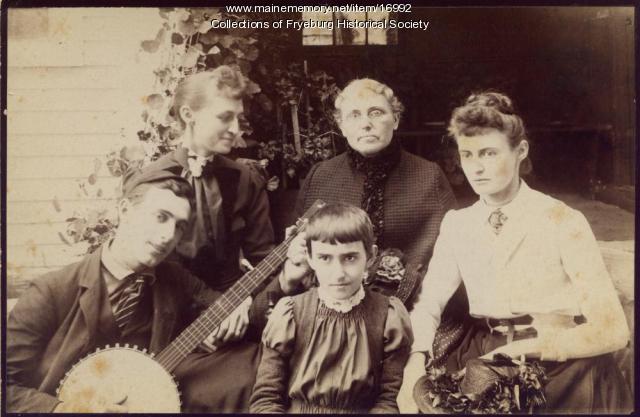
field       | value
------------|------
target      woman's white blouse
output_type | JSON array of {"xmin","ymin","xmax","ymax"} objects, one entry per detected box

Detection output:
[{"xmin": 410, "ymin": 181, "xmax": 628, "ymax": 357}]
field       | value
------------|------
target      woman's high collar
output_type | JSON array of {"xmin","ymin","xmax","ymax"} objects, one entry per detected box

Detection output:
[{"xmin": 347, "ymin": 137, "xmax": 402, "ymax": 172}]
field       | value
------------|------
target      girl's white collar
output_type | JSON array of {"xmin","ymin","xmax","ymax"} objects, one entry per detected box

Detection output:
[{"xmin": 317, "ymin": 285, "xmax": 366, "ymax": 313}]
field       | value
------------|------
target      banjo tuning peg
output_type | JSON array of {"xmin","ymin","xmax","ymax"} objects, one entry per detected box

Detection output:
[
  {"xmin": 125, "ymin": 343, "xmax": 130, "ymax": 348},
  {"xmin": 115, "ymin": 343, "xmax": 120, "ymax": 348}
]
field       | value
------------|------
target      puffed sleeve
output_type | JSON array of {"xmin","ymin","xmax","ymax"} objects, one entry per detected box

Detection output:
[
  {"xmin": 370, "ymin": 296, "xmax": 414, "ymax": 414},
  {"xmin": 261, "ymin": 296, "xmax": 297, "ymax": 354},
  {"xmin": 409, "ymin": 210, "xmax": 463, "ymax": 354},
  {"xmin": 384, "ymin": 296, "xmax": 414, "ymax": 354},
  {"xmin": 249, "ymin": 297, "xmax": 296, "ymax": 413},
  {"xmin": 544, "ymin": 207, "xmax": 629, "ymax": 360}
]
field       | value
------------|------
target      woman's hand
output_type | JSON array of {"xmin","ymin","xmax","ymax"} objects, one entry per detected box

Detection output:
[
  {"xmin": 200, "ymin": 296, "xmax": 252, "ymax": 351},
  {"xmin": 478, "ymin": 338, "xmax": 542, "ymax": 361},
  {"xmin": 266, "ymin": 176, "xmax": 279, "ymax": 192},
  {"xmin": 397, "ymin": 352, "xmax": 427, "ymax": 413}
]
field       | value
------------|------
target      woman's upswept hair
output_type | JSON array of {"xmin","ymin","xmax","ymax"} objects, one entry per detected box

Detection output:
[
  {"xmin": 171, "ymin": 65, "xmax": 247, "ymax": 129},
  {"xmin": 448, "ymin": 91, "xmax": 527, "ymax": 148},
  {"xmin": 305, "ymin": 203, "xmax": 375, "ymax": 257},
  {"xmin": 333, "ymin": 78, "xmax": 405, "ymax": 124}
]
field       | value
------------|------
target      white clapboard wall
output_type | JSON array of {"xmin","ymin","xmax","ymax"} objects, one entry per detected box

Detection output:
[{"xmin": 7, "ymin": 8, "xmax": 164, "ymax": 296}]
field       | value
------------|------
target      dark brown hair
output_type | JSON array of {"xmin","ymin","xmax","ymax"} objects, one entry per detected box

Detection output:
[
  {"xmin": 305, "ymin": 203, "xmax": 375, "ymax": 257},
  {"xmin": 448, "ymin": 91, "xmax": 532, "ymax": 174},
  {"xmin": 448, "ymin": 91, "xmax": 527, "ymax": 148},
  {"xmin": 125, "ymin": 177, "xmax": 195, "ymax": 210}
]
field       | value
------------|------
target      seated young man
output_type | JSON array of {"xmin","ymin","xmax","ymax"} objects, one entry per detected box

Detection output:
[{"xmin": 5, "ymin": 169, "xmax": 305, "ymax": 413}]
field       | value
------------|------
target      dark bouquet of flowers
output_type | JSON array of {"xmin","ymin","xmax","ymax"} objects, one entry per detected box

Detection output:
[
  {"xmin": 364, "ymin": 248, "xmax": 407, "ymax": 297},
  {"xmin": 414, "ymin": 354, "xmax": 547, "ymax": 414}
]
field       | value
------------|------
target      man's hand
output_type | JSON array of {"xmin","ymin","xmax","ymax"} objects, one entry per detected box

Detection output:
[
  {"xmin": 200, "ymin": 296, "xmax": 252, "ymax": 351},
  {"xmin": 279, "ymin": 225, "xmax": 312, "ymax": 295},
  {"xmin": 397, "ymin": 352, "xmax": 428, "ymax": 413},
  {"xmin": 53, "ymin": 399, "xmax": 128, "ymax": 413}
]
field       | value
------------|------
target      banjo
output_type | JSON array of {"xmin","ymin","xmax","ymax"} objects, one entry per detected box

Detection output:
[{"xmin": 56, "ymin": 200, "xmax": 325, "ymax": 412}]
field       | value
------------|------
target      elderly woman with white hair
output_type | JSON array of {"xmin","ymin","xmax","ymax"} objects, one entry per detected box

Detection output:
[{"xmin": 294, "ymin": 78, "xmax": 466, "ymax": 327}]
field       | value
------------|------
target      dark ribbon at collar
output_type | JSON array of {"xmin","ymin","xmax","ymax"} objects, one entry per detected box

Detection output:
[{"xmin": 347, "ymin": 138, "xmax": 402, "ymax": 246}]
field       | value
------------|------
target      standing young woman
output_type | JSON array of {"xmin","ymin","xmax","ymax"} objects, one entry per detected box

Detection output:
[{"xmin": 398, "ymin": 92, "xmax": 631, "ymax": 413}]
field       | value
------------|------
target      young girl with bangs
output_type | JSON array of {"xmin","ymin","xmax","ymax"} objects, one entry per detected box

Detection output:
[{"xmin": 250, "ymin": 203, "xmax": 413, "ymax": 413}]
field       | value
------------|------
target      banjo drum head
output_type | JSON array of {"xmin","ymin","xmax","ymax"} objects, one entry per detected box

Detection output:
[{"xmin": 57, "ymin": 345, "xmax": 181, "ymax": 413}]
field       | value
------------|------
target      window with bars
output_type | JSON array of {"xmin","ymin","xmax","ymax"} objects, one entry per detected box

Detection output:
[{"xmin": 302, "ymin": 11, "xmax": 398, "ymax": 45}]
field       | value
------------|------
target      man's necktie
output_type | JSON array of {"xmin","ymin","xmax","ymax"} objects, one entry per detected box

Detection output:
[
  {"xmin": 110, "ymin": 275, "xmax": 148, "ymax": 332},
  {"xmin": 488, "ymin": 208, "xmax": 508, "ymax": 235}
]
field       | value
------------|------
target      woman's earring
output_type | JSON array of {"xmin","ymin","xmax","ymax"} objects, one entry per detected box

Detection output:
[{"xmin": 362, "ymin": 271, "xmax": 369, "ymax": 282}]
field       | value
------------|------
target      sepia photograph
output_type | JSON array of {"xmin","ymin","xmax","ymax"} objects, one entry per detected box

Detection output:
[{"xmin": 2, "ymin": 2, "xmax": 636, "ymax": 414}]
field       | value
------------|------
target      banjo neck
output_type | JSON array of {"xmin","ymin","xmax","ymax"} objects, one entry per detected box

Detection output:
[{"xmin": 154, "ymin": 200, "xmax": 324, "ymax": 373}]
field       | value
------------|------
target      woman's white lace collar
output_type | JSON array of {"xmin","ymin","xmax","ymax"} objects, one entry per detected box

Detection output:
[{"xmin": 317, "ymin": 285, "xmax": 365, "ymax": 313}]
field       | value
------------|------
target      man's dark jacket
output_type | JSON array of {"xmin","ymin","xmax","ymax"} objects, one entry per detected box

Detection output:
[{"xmin": 6, "ymin": 246, "xmax": 219, "ymax": 412}]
